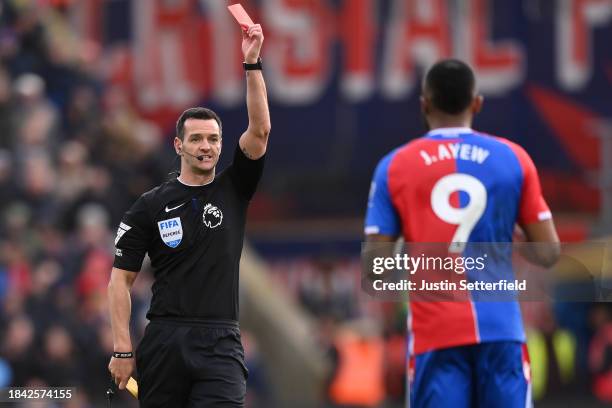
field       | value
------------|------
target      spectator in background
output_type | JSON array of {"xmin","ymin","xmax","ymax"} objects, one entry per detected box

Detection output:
[
  {"xmin": 38, "ymin": 324, "xmax": 81, "ymax": 387},
  {"xmin": 0, "ymin": 150, "xmax": 17, "ymax": 213},
  {"xmin": 1, "ymin": 315, "xmax": 36, "ymax": 386},
  {"xmin": 55, "ymin": 140, "xmax": 90, "ymax": 204},
  {"xmin": 326, "ymin": 320, "xmax": 386, "ymax": 408},
  {"xmin": 526, "ymin": 302, "xmax": 578, "ymax": 401},
  {"xmin": 25, "ymin": 258, "xmax": 62, "ymax": 331},
  {"xmin": 0, "ymin": 66, "xmax": 16, "ymax": 149},
  {"xmin": 20, "ymin": 151, "xmax": 59, "ymax": 223},
  {"xmin": 242, "ymin": 330, "xmax": 274, "ymax": 408},
  {"xmin": 589, "ymin": 304, "xmax": 612, "ymax": 402},
  {"xmin": 299, "ymin": 258, "xmax": 357, "ymax": 321}
]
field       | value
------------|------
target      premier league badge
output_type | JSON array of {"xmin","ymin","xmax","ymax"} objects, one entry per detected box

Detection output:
[
  {"xmin": 158, "ymin": 217, "xmax": 183, "ymax": 248},
  {"xmin": 203, "ymin": 203, "xmax": 223, "ymax": 228}
]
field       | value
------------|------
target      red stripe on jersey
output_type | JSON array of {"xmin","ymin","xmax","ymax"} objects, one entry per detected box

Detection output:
[
  {"xmin": 411, "ymin": 301, "xmax": 479, "ymax": 354},
  {"xmin": 387, "ymin": 138, "xmax": 479, "ymax": 354},
  {"xmin": 387, "ymin": 138, "xmax": 458, "ymax": 242}
]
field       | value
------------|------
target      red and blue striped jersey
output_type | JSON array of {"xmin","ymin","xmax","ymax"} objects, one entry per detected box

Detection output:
[{"xmin": 365, "ymin": 127, "xmax": 551, "ymax": 354}]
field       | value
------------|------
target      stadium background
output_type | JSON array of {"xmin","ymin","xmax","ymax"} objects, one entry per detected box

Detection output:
[{"xmin": 0, "ymin": 0, "xmax": 611, "ymax": 406}]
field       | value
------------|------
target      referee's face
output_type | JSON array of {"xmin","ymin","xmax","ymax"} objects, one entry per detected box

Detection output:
[{"xmin": 180, "ymin": 118, "xmax": 222, "ymax": 174}]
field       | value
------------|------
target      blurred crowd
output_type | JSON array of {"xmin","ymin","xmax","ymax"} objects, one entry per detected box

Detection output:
[
  {"xmin": 0, "ymin": 0, "xmax": 169, "ymax": 406},
  {"xmin": 267, "ymin": 257, "xmax": 406, "ymax": 407}
]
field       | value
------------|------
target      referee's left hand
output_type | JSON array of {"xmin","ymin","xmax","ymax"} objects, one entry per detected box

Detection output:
[
  {"xmin": 108, "ymin": 356, "xmax": 135, "ymax": 390},
  {"xmin": 242, "ymin": 24, "xmax": 264, "ymax": 64}
]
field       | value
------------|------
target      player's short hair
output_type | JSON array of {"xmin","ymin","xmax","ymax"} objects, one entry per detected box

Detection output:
[
  {"xmin": 424, "ymin": 59, "xmax": 476, "ymax": 115},
  {"xmin": 176, "ymin": 107, "xmax": 223, "ymax": 140}
]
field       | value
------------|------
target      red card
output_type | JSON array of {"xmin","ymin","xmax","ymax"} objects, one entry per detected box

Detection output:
[{"xmin": 228, "ymin": 4, "xmax": 254, "ymax": 31}]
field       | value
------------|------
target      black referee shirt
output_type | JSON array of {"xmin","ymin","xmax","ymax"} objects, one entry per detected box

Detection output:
[{"xmin": 113, "ymin": 145, "xmax": 264, "ymax": 321}]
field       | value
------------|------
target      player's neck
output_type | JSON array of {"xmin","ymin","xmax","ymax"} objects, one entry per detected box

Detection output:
[
  {"xmin": 427, "ymin": 115, "xmax": 472, "ymax": 130},
  {"xmin": 178, "ymin": 169, "xmax": 215, "ymax": 186}
]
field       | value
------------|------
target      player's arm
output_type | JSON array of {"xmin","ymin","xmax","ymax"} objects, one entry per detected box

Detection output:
[
  {"xmin": 108, "ymin": 267, "xmax": 138, "ymax": 390},
  {"xmin": 512, "ymin": 144, "xmax": 561, "ymax": 267},
  {"xmin": 239, "ymin": 24, "xmax": 271, "ymax": 160},
  {"xmin": 516, "ymin": 221, "xmax": 560, "ymax": 268},
  {"xmin": 362, "ymin": 154, "xmax": 401, "ymax": 280}
]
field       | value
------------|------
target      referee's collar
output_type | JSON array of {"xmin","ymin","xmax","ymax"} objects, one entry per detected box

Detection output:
[
  {"xmin": 425, "ymin": 127, "xmax": 473, "ymax": 138},
  {"xmin": 176, "ymin": 176, "xmax": 215, "ymax": 187}
]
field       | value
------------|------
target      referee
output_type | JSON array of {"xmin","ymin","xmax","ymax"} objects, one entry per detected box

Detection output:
[{"xmin": 107, "ymin": 24, "xmax": 270, "ymax": 407}]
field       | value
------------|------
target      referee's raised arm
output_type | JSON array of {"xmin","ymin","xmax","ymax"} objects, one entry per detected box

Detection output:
[{"xmin": 238, "ymin": 24, "xmax": 271, "ymax": 161}]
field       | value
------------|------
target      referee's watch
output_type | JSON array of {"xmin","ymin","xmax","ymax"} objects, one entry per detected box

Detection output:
[{"xmin": 243, "ymin": 57, "xmax": 263, "ymax": 71}]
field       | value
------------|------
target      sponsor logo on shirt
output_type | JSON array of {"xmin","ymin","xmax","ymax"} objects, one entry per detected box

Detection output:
[
  {"xmin": 115, "ymin": 222, "xmax": 132, "ymax": 245},
  {"xmin": 203, "ymin": 203, "xmax": 223, "ymax": 229},
  {"xmin": 157, "ymin": 217, "xmax": 183, "ymax": 248}
]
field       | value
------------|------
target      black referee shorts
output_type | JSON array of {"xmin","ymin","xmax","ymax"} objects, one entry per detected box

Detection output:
[{"xmin": 136, "ymin": 318, "xmax": 248, "ymax": 408}]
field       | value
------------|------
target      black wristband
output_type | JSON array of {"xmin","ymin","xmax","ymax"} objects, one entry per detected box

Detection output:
[
  {"xmin": 113, "ymin": 351, "xmax": 133, "ymax": 359},
  {"xmin": 243, "ymin": 57, "xmax": 263, "ymax": 71}
]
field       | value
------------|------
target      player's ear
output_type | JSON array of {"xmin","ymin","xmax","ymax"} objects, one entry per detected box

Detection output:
[
  {"xmin": 174, "ymin": 136, "xmax": 182, "ymax": 155},
  {"xmin": 472, "ymin": 94, "xmax": 484, "ymax": 114},
  {"xmin": 420, "ymin": 95, "xmax": 430, "ymax": 115}
]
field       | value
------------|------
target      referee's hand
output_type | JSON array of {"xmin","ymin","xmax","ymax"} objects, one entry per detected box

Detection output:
[
  {"xmin": 108, "ymin": 356, "xmax": 135, "ymax": 390},
  {"xmin": 242, "ymin": 24, "xmax": 264, "ymax": 64}
]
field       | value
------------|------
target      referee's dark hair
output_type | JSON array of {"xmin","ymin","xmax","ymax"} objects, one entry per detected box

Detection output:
[
  {"xmin": 176, "ymin": 107, "xmax": 223, "ymax": 140},
  {"xmin": 423, "ymin": 59, "xmax": 477, "ymax": 114}
]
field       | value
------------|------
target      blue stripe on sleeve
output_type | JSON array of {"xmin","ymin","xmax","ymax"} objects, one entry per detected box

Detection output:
[{"xmin": 364, "ymin": 151, "xmax": 401, "ymax": 236}]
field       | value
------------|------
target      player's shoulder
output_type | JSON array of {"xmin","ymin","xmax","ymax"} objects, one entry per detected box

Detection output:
[
  {"xmin": 392, "ymin": 134, "xmax": 457, "ymax": 160},
  {"xmin": 398, "ymin": 135, "xmax": 434, "ymax": 152},
  {"xmin": 373, "ymin": 136, "xmax": 446, "ymax": 177},
  {"xmin": 472, "ymin": 130, "xmax": 530, "ymax": 157},
  {"xmin": 473, "ymin": 131, "xmax": 538, "ymax": 176},
  {"xmin": 372, "ymin": 145, "xmax": 408, "ymax": 180},
  {"xmin": 377, "ymin": 147, "xmax": 401, "ymax": 166}
]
